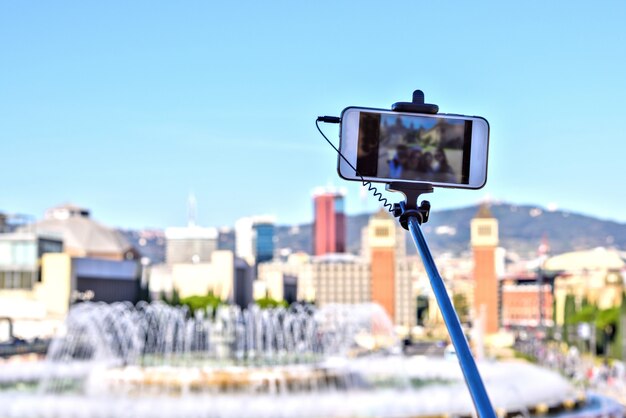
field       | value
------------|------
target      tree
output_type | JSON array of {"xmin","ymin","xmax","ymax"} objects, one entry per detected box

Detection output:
[
  {"xmin": 563, "ymin": 294, "xmax": 576, "ymax": 345},
  {"xmin": 609, "ymin": 292, "xmax": 626, "ymax": 360},
  {"xmin": 180, "ymin": 291, "xmax": 224, "ymax": 315},
  {"xmin": 452, "ymin": 293, "xmax": 470, "ymax": 324},
  {"xmin": 255, "ymin": 295, "xmax": 288, "ymax": 309},
  {"xmin": 136, "ymin": 282, "xmax": 152, "ymax": 304},
  {"xmin": 161, "ymin": 288, "xmax": 181, "ymax": 306}
]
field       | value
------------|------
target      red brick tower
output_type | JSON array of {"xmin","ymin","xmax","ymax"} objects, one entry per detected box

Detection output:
[
  {"xmin": 471, "ymin": 204, "xmax": 499, "ymax": 334},
  {"xmin": 369, "ymin": 209, "xmax": 397, "ymax": 320}
]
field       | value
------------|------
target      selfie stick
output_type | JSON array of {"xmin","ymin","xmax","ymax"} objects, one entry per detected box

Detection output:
[{"xmin": 389, "ymin": 91, "xmax": 496, "ymax": 418}]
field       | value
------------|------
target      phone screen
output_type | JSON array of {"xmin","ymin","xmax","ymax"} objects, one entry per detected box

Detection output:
[{"xmin": 355, "ymin": 112, "xmax": 473, "ymax": 184}]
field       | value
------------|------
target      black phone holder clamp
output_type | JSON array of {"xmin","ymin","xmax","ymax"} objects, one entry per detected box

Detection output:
[
  {"xmin": 392, "ymin": 89, "xmax": 439, "ymax": 115},
  {"xmin": 388, "ymin": 182, "xmax": 433, "ymax": 229},
  {"xmin": 387, "ymin": 89, "xmax": 438, "ymax": 230}
]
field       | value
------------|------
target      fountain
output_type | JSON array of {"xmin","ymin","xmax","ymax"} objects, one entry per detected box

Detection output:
[{"xmin": 0, "ymin": 302, "xmax": 623, "ymax": 417}]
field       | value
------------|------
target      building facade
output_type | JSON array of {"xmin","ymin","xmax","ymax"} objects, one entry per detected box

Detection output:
[
  {"xmin": 149, "ymin": 250, "xmax": 254, "ymax": 308},
  {"xmin": 0, "ymin": 205, "xmax": 143, "ymax": 339},
  {"xmin": 471, "ymin": 204, "xmax": 500, "ymax": 334},
  {"xmin": 547, "ymin": 247, "xmax": 626, "ymax": 326},
  {"xmin": 253, "ymin": 219, "xmax": 275, "ymax": 264},
  {"xmin": 501, "ymin": 279, "xmax": 554, "ymax": 328},
  {"xmin": 312, "ymin": 188, "xmax": 346, "ymax": 256},
  {"xmin": 235, "ymin": 216, "xmax": 276, "ymax": 265},
  {"xmin": 27, "ymin": 203, "xmax": 138, "ymax": 261},
  {"xmin": 165, "ymin": 225, "xmax": 218, "ymax": 264},
  {"xmin": 0, "ymin": 232, "xmax": 63, "ymax": 290}
]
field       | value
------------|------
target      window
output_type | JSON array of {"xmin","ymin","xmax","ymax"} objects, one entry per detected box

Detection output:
[
  {"xmin": 0, "ymin": 270, "xmax": 35, "ymax": 289},
  {"xmin": 375, "ymin": 227, "xmax": 389, "ymax": 237},
  {"xmin": 478, "ymin": 225, "xmax": 492, "ymax": 236}
]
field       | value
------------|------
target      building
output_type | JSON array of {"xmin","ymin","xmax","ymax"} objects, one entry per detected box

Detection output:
[
  {"xmin": 255, "ymin": 252, "xmax": 314, "ymax": 302},
  {"xmin": 165, "ymin": 224, "xmax": 218, "ymax": 264},
  {"xmin": 258, "ymin": 211, "xmax": 418, "ymax": 328},
  {"xmin": 235, "ymin": 216, "xmax": 276, "ymax": 265},
  {"xmin": 0, "ymin": 205, "xmax": 143, "ymax": 339},
  {"xmin": 253, "ymin": 218, "xmax": 275, "ymax": 264},
  {"xmin": 26, "ymin": 203, "xmax": 138, "ymax": 261},
  {"xmin": 0, "ymin": 234, "xmax": 140, "ymax": 339},
  {"xmin": 149, "ymin": 250, "xmax": 254, "ymax": 309},
  {"xmin": 235, "ymin": 217, "xmax": 255, "ymax": 263},
  {"xmin": 500, "ymin": 275, "xmax": 553, "ymax": 328},
  {"xmin": 369, "ymin": 210, "xmax": 399, "ymax": 321},
  {"xmin": 217, "ymin": 227, "xmax": 236, "ymax": 252},
  {"xmin": 471, "ymin": 204, "xmax": 500, "ymax": 334},
  {"xmin": 312, "ymin": 187, "xmax": 346, "ymax": 256},
  {"xmin": 0, "ymin": 232, "xmax": 63, "ymax": 291},
  {"xmin": 547, "ymin": 247, "xmax": 626, "ymax": 326},
  {"xmin": 71, "ymin": 257, "xmax": 140, "ymax": 303}
]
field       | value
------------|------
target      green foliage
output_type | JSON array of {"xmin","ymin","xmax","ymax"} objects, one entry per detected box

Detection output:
[
  {"xmin": 563, "ymin": 294, "xmax": 576, "ymax": 345},
  {"xmin": 452, "ymin": 293, "xmax": 470, "ymax": 323},
  {"xmin": 513, "ymin": 350, "xmax": 536, "ymax": 363},
  {"xmin": 596, "ymin": 307, "xmax": 619, "ymax": 330},
  {"xmin": 170, "ymin": 288, "xmax": 181, "ymax": 305},
  {"xmin": 559, "ymin": 292, "xmax": 626, "ymax": 360},
  {"xmin": 160, "ymin": 288, "xmax": 181, "ymax": 306},
  {"xmin": 180, "ymin": 291, "xmax": 224, "ymax": 315},
  {"xmin": 255, "ymin": 295, "xmax": 288, "ymax": 309},
  {"xmin": 567, "ymin": 304, "xmax": 597, "ymax": 325}
]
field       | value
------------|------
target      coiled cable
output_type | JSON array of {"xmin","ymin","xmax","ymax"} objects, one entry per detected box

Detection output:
[{"xmin": 315, "ymin": 118, "xmax": 393, "ymax": 213}]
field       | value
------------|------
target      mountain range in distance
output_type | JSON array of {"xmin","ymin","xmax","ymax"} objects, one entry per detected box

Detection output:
[
  {"xmin": 277, "ymin": 202, "xmax": 626, "ymax": 259},
  {"xmin": 121, "ymin": 202, "xmax": 626, "ymax": 264}
]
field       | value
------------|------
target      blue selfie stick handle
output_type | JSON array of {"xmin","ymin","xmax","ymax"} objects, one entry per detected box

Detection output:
[{"xmin": 407, "ymin": 215, "xmax": 496, "ymax": 418}]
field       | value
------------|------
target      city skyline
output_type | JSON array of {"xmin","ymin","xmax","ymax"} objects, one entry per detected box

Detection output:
[{"xmin": 2, "ymin": 2, "xmax": 626, "ymax": 230}]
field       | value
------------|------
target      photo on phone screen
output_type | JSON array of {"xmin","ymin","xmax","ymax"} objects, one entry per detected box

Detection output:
[{"xmin": 355, "ymin": 112, "xmax": 472, "ymax": 184}]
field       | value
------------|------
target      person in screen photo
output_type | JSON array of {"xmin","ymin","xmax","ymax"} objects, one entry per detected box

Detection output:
[
  {"xmin": 420, "ymin": 152, "xmax": 435, "ymax": 175},
  {"xmin": 431, "ymin": 148, "xmax": 458, "ymax": 183},
  {"xmin": 402, "ymin": 147, "xmax": 423, "ymax": 180},
  {"xmin": 387, "ymin": 144, "xmax": 408, "ymax": 178},
  {"xmin": 377, "ymin": 114, "xmax": 466, "ymax": 183}
]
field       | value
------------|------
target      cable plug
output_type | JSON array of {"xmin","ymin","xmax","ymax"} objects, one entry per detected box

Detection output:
[{"xmin": 316, "ymin": 116, "xmax": 341, "ymax": 124}]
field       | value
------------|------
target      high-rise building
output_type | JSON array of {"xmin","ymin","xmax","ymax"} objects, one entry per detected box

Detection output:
[
  {"xmin": 470, "ymin": 204, "xmax": 500, "ymax": 334},
  {"xmin": 253, "ymin": 217, "xmax": 275, "ymax": 264},
  {"xmin": 312, "ymin": 187, "xmax": 346, "ymax": 256},
  {"xmin": 235, "ymin": 216, "xmax": 276, "ymax": 265},
  {"xmin": 235, "ymin": 217, "xmax": 255, "ymax": 263}
]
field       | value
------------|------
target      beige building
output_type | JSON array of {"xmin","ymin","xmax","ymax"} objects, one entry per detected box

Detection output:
[
  {"xmin": 548, "ymin": 247, "xmax": 626, "ymax": 325},
  {"xmin": 0, "ymin": 205, "xmax": 141, "ymax": 340},
  {"xmin": 0, "ymin": 247, "xmax": 69, "ymax": 339},
  {"xmin": 149, "ymin": 250, "xmax": 254, "ymax": 307},
  {"xmin": 165, "ymin": 224, "xmax": 218, "ymax": 264},
  {"xmin": 28, "ymin": 203, "xmax": 138, "ymax": 260},
  {"xmin": 0, "ymin": 247, "xmax": 139, "ymax": 339}
]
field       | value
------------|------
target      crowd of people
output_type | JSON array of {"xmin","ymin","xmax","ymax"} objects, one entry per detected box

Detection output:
[
  {"xmin": 517, "ymin": 337, "xmax": 626, "ymax": 403},
  {"xmin": 386, "ymin": 145, "xmax": 457, "ymax": 183}
]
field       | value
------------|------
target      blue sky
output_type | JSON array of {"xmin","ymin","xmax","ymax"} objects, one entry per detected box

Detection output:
[{"xmin": 1, "ymin": 1, "xmax": 625, "ymax": 229}]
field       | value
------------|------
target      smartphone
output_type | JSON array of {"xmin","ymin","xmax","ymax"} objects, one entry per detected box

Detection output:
[{"xmin": 338, "ymin": 107, "xmax": 490, "ymax": 189}]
